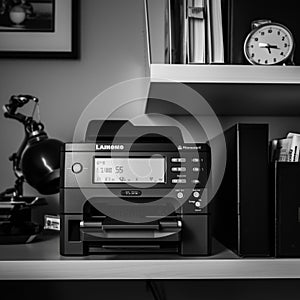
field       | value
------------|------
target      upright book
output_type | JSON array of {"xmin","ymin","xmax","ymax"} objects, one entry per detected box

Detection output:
[
  {"xmin": 187, "ymin": 0, "xmax": 225, "ymax": 64},
  {"xmin": 187, "ymin": 0, "xmax": 206, "ymax": 63},
  {"xmin": 165, "ymin": 0, "xmax": 187, "ymax": 63},
  {"xmin": 165, "ymin": 0, "xmax": 225, "ymax": 64},
  {"xmin": 206, "ymin": 0, "xmax": 224, "ymax": 63}
]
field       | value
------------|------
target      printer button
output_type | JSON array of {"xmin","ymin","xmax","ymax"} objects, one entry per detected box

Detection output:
[
  {"xmin": 177, "ymin": 158, "xmax": 186, "ymax": 163},
  {"xmin": 172, "ymin": 179, "xmax": 186, "ymax": 184},
  {"xmin": 171, "ymin": 158, "xmax": 186, "ymax": 163},
  {"xmin": 195, "ymin": 201, "xmax": 201, "ymax": 208},
  {"xmin": 171, "ymin": 167, "xmax": 186, "ymax": 172},
  {"xmin": 177, "ymin": 192, "xmax": 184, "ymax": 199},
  {"xmin": 193, "ymin": 191, "xmax": 200, "ymax": 198},
  {"xmin": 72, "ymin": 162, "xmax": 83, "ymax": 174}
]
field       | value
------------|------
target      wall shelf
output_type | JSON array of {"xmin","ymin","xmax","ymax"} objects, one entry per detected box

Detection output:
[
  {"xmin": 2, "ymin": 234, "xmax": 300, "ymax": 280},
  {"xmin": 146, "ymin": 64, "xmax": 300, "ymax": 116},
  {"xmin": 150, "ymin": 64, "xmax": 300, "ymax": 84}
]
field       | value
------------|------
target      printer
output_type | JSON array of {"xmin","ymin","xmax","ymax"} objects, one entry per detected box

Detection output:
[{"xmin": 60, "ymin": 120, "xmax": 211, "ymax": 256}]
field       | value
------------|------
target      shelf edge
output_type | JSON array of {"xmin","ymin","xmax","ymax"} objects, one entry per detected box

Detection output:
[
  {"xmin": 150, "ymin": 64, "xmax": 300, "ymax": 84},
  {"xmin": 2, "ymin": 259, "xmax": 300, "ymax": 280}
]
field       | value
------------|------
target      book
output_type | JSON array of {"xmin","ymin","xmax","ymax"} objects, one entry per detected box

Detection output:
[
  {"xmin": 187, "ymin": 0, "xmax": 206, "ymax": 63},
  {"xmin": 208, "ymin": 0, "xmax": 224, "ymax": 63},
  {"xmin": 270, "ymin": 133, "xmax": 300, "ymax": 162},
  {"xmin": 165, "ymin": 0, "xmax": 225, "ymax": 64},
  {"xmin": 277, "ymin": 138, "xmax": 293, "ymax": 162},
  {"xmin": 166, "ymin": 0, "xmax": 187, "ymax": 63},
  {"xmin": 287, "ymin": 132, "xmax": 300, "ymax": 162},
  {"xmin": 205, "ymin": 0, "xmax": 212, "ymax": 63},
  {"xmin": 165, "ymin": 0, "xmax": 171, "ymax": 63},
  {"xmin": 186, "ymin": 0, "xmax": 225, "ymax": 64},
  {"xmin": 182, "ymin": 0, "xmax": 188, "ymax": 64}
]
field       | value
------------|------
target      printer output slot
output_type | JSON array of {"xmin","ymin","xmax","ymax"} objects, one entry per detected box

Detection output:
[
  {"xmin": 119, "ymin": 196, "xmax": 172, "ymax": 204},
  {"xmin": 101, "ymin": 244, "xmax": 160, "ymax": 249},
  {"xmin": 88, "ymin": 241, "xmax": 179, "ymax": 254},
  {"xmin": 83, "ymin": 199, "xmax": 179, "ymax": 221},
  {"xmin": 80, "ymin": 221, "xmax": 160, "ymax": 230}
]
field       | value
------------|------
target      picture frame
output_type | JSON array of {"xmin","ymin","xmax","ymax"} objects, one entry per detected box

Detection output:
[{"xmin": 0, "ymin": 0, "xmax": 79, "ymax": 58}]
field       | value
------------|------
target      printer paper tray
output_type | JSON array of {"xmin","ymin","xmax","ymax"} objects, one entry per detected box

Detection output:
[{"xmin": 81, "ymin": 228, "xmax": 181, "ymax": 242}]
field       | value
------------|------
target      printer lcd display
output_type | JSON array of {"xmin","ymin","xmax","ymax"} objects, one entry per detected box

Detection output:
[{"xmin": 94, "ymin": 157, "xmax": 165, "ymax": 183}]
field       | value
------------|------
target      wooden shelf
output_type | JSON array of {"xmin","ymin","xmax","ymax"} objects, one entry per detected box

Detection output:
[
  {"xmin": 150, "ymin": 64, "xmax": 300, "ymax": 84},
  {"xmin": 146, "ymin": 64, "xmax": 300, "ymax": 116},
  {"xmin": 2, "ymin": 234, "xmax": 300, "ymax": 280}
]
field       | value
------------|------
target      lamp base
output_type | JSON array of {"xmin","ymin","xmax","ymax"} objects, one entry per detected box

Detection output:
[{"xmin": 0, "ymin": 196, "xmax": 46, "ymax": 244}]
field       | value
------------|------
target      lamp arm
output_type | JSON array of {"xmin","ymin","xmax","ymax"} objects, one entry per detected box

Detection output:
[
  {"xmin": 3, "ymin": 111, "xmax": 28, "ymax": 124},
  {"xmin": 2, "ymin": 94, "xmax": 39, "ymax": 125},
  {"xmin": 1, "ymin": 95, "xmax": 40, "ymax": 199},
  {"xmin": 4, "ymin": 129, "xmax": 31, "ymax": 198},
  {"xmin": 10, "ymin": 131, "xmax": 30, "ymax": 174}
]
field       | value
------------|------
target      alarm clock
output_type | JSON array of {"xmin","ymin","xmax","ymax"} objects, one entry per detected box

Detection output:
[{"xmin": 244, "ymin": 20, "xmax": 295, "ymax": 65}]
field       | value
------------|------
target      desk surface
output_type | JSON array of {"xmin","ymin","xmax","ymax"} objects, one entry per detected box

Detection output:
[{"xmin": 1, "ymin": 232, "xmax": 300, "ymax": 280}]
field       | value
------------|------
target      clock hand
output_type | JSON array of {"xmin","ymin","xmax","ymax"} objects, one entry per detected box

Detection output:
[
  {"xmin": 258, "ymin": 43, "xmax": 280, "ymax": 49},
  {"xmin": 268, "ymin": 45, "xmax": 280, "ymax": 50},
  {"xmin": 258, "ymin": 43, "xmax": 272, "ymax": 53},
  {"xmin": 258, "ymin": 43, "xmax": 280, "ymax": 54},
  {"xmin": 258, "ymin": 42, "xmax": 269, "ymax": 48},
  {"xmin": 267, "ymin": 44, "xmax": 280, "ymax": 54}
]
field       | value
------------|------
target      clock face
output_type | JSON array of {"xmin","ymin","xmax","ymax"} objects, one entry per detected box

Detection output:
[{"xmin": 244, "ymin": 24, "xmax": 294, "ymax": 65}]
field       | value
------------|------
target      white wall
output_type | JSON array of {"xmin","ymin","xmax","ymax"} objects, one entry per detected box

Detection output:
[{"xmin": 0, "ymin": 0, "xmax": 148, "ymax": 202}]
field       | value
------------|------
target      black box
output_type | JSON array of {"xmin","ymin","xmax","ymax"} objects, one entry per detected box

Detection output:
[
  {"xmin": 273, "ymin": 162, "xmax": 300, "ymax": 257},
  {"xmin": 212, "ymin": 124, "xmax": 271, "ymax": 257}
]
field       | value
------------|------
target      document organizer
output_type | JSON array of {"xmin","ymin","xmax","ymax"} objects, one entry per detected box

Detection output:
[{"xmin": 272, "ymin": 162, "xmax": 300, "ymax": 257}]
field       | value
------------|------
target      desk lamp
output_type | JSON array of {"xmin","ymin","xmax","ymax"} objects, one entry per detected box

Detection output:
[{"xmin": 0, "ymin": 95, "xmax": 63, "ymax": 243}]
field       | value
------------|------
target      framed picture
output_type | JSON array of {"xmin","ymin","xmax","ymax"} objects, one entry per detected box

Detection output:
[{"xmin": 0, "ymin": 0, "xmax": 79, "ymax": 58}]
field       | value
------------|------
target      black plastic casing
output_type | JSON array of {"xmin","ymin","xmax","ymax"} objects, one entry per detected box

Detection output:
[{"xmin": 60, "ymin": 142, "xmax": 211, "ymax": 256}]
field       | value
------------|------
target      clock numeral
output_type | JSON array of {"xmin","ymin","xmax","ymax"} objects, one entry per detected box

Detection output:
[
  {"xmin": 261, "ymin": 32, "xmax": 265, "ymax": 36},
  {"xmin": 284, "ymin": 43, "xmax": 288, "ymax": 48},
  {"xmin": 268, "ymin": 29, "xmax": 272, "ymax": 33},
  {"xmin": 255, "ymin": 38, "xmax": 258, "ymax": 41},
  {"xmin": 265, "ymin": 59, "xmax": 268, "ymax": 64},
  {"xmin": 280, "ymin": 52, "xmax": 284, "ymax": 56},
  {"xmin": 277, "ymin": 31, "xmax": 281, "ymax": 35},
  {"xmin": 258, "ymin": 59, "xmax": 261, "ymax": 63},
  {"xmin": 251, "ymin": 53, "xmax": 255, "ymax": 58},
  {"xmin": 282, "ymin": 37, "xmax": 285, "ymax": 41},
  {"xmin": 274, "ymin": 58, "xmax": 277, "ymax": 63},
  {"xmin": 251, "ymin": 45, "xmax": 254, "ymax": 48}
]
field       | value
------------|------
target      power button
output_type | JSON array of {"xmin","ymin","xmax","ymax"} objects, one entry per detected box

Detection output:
[
  {"xmin": 72, "ymin": 162, "xmax": 83, "ymax": 174},
  {"xmin": 177, "ymin": 192, "xmax": 184, "ymax": 199}
]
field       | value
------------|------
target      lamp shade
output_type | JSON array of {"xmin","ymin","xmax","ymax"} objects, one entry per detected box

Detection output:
[{"xmin": 21, "ymin": 136, "xmax": 63, "ymax": 195}]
